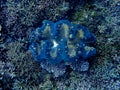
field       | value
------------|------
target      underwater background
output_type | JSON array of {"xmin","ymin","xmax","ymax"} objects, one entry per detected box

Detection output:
[{"xmin": 0, "ymin": 0, "xmax": 120, "ymax": 90}]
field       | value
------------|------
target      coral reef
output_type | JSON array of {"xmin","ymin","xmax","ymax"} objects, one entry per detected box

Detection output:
[
  {"xmin": 0, "ymin": 0, "xmax": 119, "ymax": 89},
  {"xmin": 7, "ymin": 40, "xmax": 45, "ymax": 89},
  {"xmin": 0, "ymin": 0, "xmax": 70, "ymax": 39},
  {"xmin": 69, "ymin": 0, "xmax": 120, "ymax": 89},
  {"xmin": 29, "ymin": 20, "xmax": 96, "ymax": 77},
  {"xmin": 0, "ymin": 61, "xmax": 15, "ymax": 90}
]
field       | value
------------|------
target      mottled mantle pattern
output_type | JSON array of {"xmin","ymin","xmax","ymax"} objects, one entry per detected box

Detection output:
[{"xmin": 29, "ymin": 20, "xmax": 96, "ymax": 77}]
